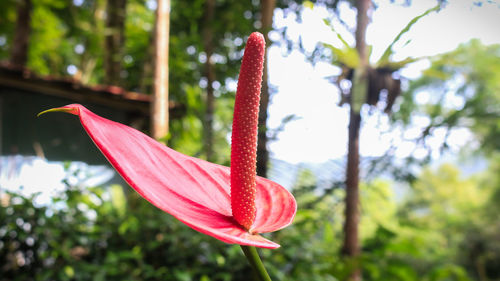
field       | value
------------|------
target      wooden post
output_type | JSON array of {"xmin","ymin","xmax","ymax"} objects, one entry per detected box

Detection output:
[{"xmin": 151, "ymin": 0, "xmax": 170, "ymax": 140}]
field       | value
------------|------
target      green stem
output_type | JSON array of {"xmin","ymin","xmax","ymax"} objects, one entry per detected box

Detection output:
[{"xmin": 241, "ymin": 245, "xmax": 272, "ymax": 281}]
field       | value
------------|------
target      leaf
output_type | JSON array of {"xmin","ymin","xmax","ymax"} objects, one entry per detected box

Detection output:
[
  {"xmin": 322, "ymin": 19, "xmax": 359, "ymax": 68},
  {"xmin": 377, "ymin": 5, "xmax": 439, "ymax": 67},
  {"xmin": 380, "ymin": 56, "xmax": 426, "ymax": 71},
  {"xmin": 39, "ymin": 104, "xmax": 297, "ymax": 249},
  {"xmin": 323, "ymin": 43, "xmax": 359, "ymax": 69}
]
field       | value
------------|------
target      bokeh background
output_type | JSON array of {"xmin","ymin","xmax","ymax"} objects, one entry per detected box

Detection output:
[{"xmin": 1, "ymin": 0, "xmax": 500, "ymax": 280}]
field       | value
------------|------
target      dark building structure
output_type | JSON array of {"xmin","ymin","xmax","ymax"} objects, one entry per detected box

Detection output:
[{"xmin": 0, "ymin": 64, "xmax": 182, "ymax": 165}]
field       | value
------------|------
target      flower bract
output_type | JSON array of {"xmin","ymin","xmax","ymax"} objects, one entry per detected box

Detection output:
[{"xmin": 39, "ymin": 104, "xmax": 296, "ymax": 249}]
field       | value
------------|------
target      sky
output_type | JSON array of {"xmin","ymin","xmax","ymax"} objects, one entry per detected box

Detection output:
[{"xmin": 266, "ymin": 0, "xmax": 500, "ymax": 164}]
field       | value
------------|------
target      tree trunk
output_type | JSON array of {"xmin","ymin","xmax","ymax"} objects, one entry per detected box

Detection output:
[
  {"xmin": 10, "ymin": 0, "xmax": 32, "ymax": 67},
  {"xmin": 342, "ymin": 110, "xmax": 362, "ymax": 280},
  {"xmin": 342, "ymin": 0, "xmax": 370, "ymax": 280},
  {"xmin": 139, "ymin": 34, "xmax": 155, "ymax": 95},
  {"xmin": 256, "ymin": 0, "xmax": 275, "ymax": 177},
  {"xmin": 104, "ymin": 0, "xmax": 126, "ymax": 86},
  {"xmin": 203, "ymin": 0, "xmax": 216, "ymax": 161},
  {"xmin": 151, "ymin": 0, "xmax": 170, "ymax": 140},
  {"xmin": 78, "ymin": 0, "xmax": 105, "ymax": 84}
]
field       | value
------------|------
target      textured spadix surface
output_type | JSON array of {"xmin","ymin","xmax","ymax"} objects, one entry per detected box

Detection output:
[
  {"xmin": 39, "ymin": 104, "xmax": 296, "ymax": 249},
  {"xmin": 230, "ymin": 32, "xmax": 265, "ymax": 230}
]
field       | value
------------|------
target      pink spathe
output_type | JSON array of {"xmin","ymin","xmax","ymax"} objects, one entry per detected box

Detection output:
[{"xmin": 41, "ymin": 104, "xmax": 296, "ymax": 249}]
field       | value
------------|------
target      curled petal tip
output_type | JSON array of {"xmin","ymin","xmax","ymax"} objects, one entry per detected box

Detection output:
[{"xmin": 37, "ymin": 105, "xmax": 80, "ymax": 117}]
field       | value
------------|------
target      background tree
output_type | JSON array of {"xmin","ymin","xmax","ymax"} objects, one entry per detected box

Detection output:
[
  {"xmin": 256, "ymin": 0, "xmax": 276, "ymax": 177},
  {"xmin": 270, "ymin": 1, "xmax": 442, "ymax": 279},
  {"xmin": 10, "ymin": 0, "xmax": 32, "ymax": 66},
  {"xmin": 104, "ymin": 0, "xmax": 127, "ymax": 86},
  {"xmin": 202, "ymin": 0, "xmax": 216, "ymax": 161},
  {"xmin": 341, "ymin": 1, "xmax": 370, "ymax": 279}
]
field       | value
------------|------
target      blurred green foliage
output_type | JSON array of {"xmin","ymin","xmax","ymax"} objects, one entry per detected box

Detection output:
[
  {"xmin": 0, "ymin": 0, "xmax": 262, "ymax": 165},
  {"xmin": 0, "ymin": 180, "xmax": 252, "ymax": 281},
  {"xmin": 395, "ymin": 40, "xmax": 500, "ymax": 153},
  {"xmin": 2, "ymin": 158, "xmax": 500, "ymax": 280}
]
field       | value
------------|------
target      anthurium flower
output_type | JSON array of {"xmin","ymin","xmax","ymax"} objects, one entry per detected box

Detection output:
[{"xmin": 39, "ymin": 32, "xmax": 296, "ymax": 249}]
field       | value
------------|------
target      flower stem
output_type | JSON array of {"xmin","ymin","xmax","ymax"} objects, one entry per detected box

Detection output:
[{"xmin": 241, "ymin": 245, "xmax": 272, "ymax": 281}]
